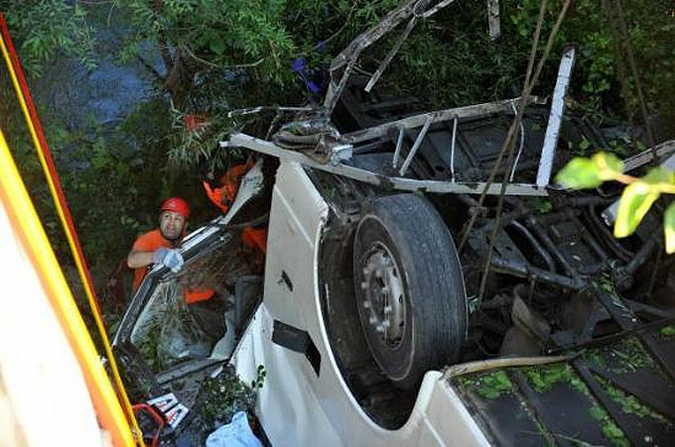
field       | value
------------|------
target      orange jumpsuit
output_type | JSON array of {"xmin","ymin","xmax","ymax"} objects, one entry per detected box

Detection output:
[
  {"xmin": 131, "ymin": 229, "xmax": 173, "ymax": 292},
  {"xmin": 130, "ymin": 229, "xmax": 213, "ymax": 303}
]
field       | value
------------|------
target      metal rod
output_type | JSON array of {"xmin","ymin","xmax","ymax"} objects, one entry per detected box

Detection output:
[
  {"xmin": 587, "ymin": 205, "xmax": 633, "ymax": 262},
  {"xmin": 508, "ymin": 220, "xmax": 556, "ymax": 272},
  {"xmin": 450, "ymin": 116, "xmax": 458, "ymax": 181},
  {"xmin": 622, "ymin": 139, "xmax": 675, "ymax": 172},
  {"xmin": 392, "ymin": 125, "xmax": 405, "ymax": 168},
  {"xmin": 226, "ymin": 133, "xmax": 549, "ymax": 196},
  {"xmin": 399, "ymin": 114, "xmax": 433, "ymax": 176},
  {"xmin": 509, "ymin": 102, "xmax": 526, "ymax": 182},
  {"xmin": 227, "ymin": 105, "xmax": 313, "ymax": 118},
  {"xmin": 443, "ymin": 354, "xmax": 569, "ymax": 379},
  {"xmin": 343, "ymin": 96, "xmax": 544, "ymax": 144},
  {"xmin": 624, "ymin": 233, "xmax": 659, "ymax": 275},
  {"xmin": 525, "ymin": 215, "xmax": 576, "ymax": 277},
  {"xmin": 324, "ymin": 0, "xmax": 439, "ymax": 113},
  {"xmin": 365, "ymin": 16, "xmax": 419, "ymax": 92},
  {"xmin": 490, "ymin": 256, "xmax": 585, "ymax": 290},
  {"xmin": 536, "ymin": 46, "xmax": 576, "ymax": 187},
  {"xmin": 422, "ymin": 0, "xmax": 457, "ymax": 18}
]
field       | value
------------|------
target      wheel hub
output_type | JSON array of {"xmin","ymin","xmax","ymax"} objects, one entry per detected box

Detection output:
[{"xmin": 359, "ymin": 243, "xmax": 406, "ymax": 348}]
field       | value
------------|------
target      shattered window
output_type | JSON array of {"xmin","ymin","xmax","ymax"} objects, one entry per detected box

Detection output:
[{"xmin": 130, "ymin": 230, "xmax": 262, "ymax": 373}]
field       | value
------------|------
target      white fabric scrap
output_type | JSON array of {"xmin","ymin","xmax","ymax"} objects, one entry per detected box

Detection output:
[{"xmin": 206, "ymin": 411, "xmax": 262, "ymax": 447}]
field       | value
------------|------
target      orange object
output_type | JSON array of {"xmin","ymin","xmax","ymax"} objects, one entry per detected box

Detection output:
[
  {"xmin": 185, "ymin": 287, "xmax": 215, "ymax": 304},
  {"xmin": 131, "ymin": 229, "xmax": 173, "ymax": 292},
  {"xmin": 202, "ymin": 160, "xmax": 255, "ymax": 214},
  {"xmin": 202, "ymin": 160, "xmax": 267, "ymax": 252},
  {"xmin": 203, "ymin": 180, "xmax": 228, "ymax": 214},
  {"xmin": 132, "ymin": 404, "xmax": 164, "ymax": 447},
  {"xmin": 243, "ymin": 227, "xmax": 267, "ymax": 253},
  {"xmin": 183, "ymin": 114, "xmax": 208, "ymax": 133},
  {"xmin": 131, "ymin": 230, "xmax": 216, "ymax": 303}
]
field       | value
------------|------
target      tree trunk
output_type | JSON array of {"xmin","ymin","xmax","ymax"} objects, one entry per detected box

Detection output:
[{"xmin": 164, "ymin": 48, "xmax": 196, "ymax": 110}]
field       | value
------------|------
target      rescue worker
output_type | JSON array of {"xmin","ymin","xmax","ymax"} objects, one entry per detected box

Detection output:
[
  {"xmin": 127, "ymin": 197, "xmax": 226, "ymax": 346},
  {"xmin": 127, "ymin": 197, "xmax": 189, "ymax": 292}
]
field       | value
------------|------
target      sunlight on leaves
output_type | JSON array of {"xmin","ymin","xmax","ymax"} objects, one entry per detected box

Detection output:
[
  {"xmin": 614, "ymin": 182, "xmax": 660, "ymax": 238},
  {"xmin": 556, "ymin": 152, "xmax": 623, "ymax": 189},
  {"xmin": 665, "ymin": 202, "xmax": 675, "ymax": 254}
]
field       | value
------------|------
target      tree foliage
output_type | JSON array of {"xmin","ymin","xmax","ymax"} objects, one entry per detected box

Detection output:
[
  {"xmin": 3, "ymin": 0, "xmax": 673, "ymax": 183},
  {"xmin": 114, "ymin": 0, "xmax": 296, "ymax": 108},
  {"xmin": 1, "ymin": 0, "xmax": 96, "ymax": 76}
]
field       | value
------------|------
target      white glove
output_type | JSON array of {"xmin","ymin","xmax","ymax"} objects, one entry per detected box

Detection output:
[{"xmin": 154, "ymin": 247, "xmax": 184, "ymax": 273}]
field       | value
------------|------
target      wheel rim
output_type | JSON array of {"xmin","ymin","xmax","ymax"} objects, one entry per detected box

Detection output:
[{"xmin": 359, "ymin": 242, "xmax": 406, "ymax": 349}]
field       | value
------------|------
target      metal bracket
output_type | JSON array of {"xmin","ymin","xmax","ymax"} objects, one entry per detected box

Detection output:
[
  {"xmin": 324, "ymin": 0, "xmax": 458, "ymax": 114},
  {"xmin": 487, "ymin": 0, "xmax": 501, "ymax": 40},
  {"xmin": 343, "ymin": 95, "xmax": 544, "ymax": 144},
  {"xmin": 399, "ymin": 114, "xmax": 433, "ymax": 176},
  {"xmin": 224, "ymin": 133, "xmax": 548, "ymax": 196},
  {"xmin": 536, "ymin": 47, "xmax": 576, "ymax": 187}
]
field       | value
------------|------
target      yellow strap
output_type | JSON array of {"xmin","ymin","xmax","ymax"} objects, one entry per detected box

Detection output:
[{"xmin": 0, "ymin": 32, "xmax": 143, "ymax": 444}]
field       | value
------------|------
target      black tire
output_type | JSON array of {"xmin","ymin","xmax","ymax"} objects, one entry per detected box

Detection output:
[{"xmin": 353, "ymin": 194, "xmax": 467, "ymax": 389}]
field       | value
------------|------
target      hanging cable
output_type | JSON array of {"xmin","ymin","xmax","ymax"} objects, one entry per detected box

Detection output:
[
  {"xmin": 604, "ymin": 0, "xmax": 657, "ymax": 159},
  {"xmin": 475, "ymin": 0, "xmax": 573, "ymax": 304},
  {"xmin": 458, "ymin": 0, "xmax": 550, "ymax": 252}
]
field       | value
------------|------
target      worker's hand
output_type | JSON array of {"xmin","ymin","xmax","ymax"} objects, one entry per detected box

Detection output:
[{"xmin": 153, "ymin": 247, "xmax": 184, "ymax": 273}]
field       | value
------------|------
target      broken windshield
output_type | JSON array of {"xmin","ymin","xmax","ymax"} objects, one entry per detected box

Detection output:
[{"xmin": 129, "ymin": 227, "xmax": 260, "ymax": 374}]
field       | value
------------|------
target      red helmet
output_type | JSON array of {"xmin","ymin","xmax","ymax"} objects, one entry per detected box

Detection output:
[{"xmin": 160, "ymin": 197, "xmax": 190, "ymax": 219}]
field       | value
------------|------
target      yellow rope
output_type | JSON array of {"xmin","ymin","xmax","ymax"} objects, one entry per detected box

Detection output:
[{"xmin": 0, "ymin": 31, "xmax": 143, "ymax": 445}]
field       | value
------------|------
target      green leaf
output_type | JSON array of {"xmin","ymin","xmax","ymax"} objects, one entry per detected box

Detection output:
[
  {"xmin": 555, "ymin": 152, "xmax": 623, "ymax": 189},
  {"xmin": 665, "ymin": 202, "xmax": 675, "ymax": 254},
  {"xmin": 602, "ymin": 422, "xmax": 626, "ymax": 442},
  {"xmin": 556, "ymin": 157, "xmax": 604, "ymax": 189},
  {"xmin": 209, "ymin": 35, "xmax": 226, "ymax": 55},
  {"xmin": 643, "ymin": 167, "xmax": 675, "ymax": 185},
  {"xmin": 614, "ymin": 181, "xmax": 660, "ymax": 238},
  {"xmin": 588, "ymin": 405, "xmax": 606, "ymax": 421},
  {"xmin": 592, "ymin": 152, "xmax": 624, "ymax": 178}
]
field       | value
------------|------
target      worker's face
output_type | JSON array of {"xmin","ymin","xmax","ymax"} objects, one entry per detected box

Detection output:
[{"xmin": 159, "ymin": 211, "xmax": 186, "ymax": 241}]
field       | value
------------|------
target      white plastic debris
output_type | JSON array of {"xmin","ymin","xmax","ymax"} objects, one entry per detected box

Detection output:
[{"xmin": 205, "ymin": 411, "xmax": 262, "ymax": 447}]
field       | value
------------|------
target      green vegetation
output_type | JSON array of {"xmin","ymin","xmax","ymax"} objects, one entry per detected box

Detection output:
[
  {"xmin": 608, "ymin": 337, "xmax": 656, "ymax": 373},
  {"xmin": 594, "ymin": 375, "xmax": 669, "ymax": 424},
  {"xmin": 0, "ymin": 0, "xmax": 96, "ymax": 76},
  {"xmin": 588, "ymin": 404, "xmax": 629, "ymax": 447},
  {"xmin": 251, "ymin": 364, "xmax": 267, "ymax": 390},
  {"xmin": 194, "ymin": 365, "xmax": 257, "ymax": 431},
  {"xmin": 660, "ymin": 325, "xmax": 675, "ymax": 338},
  {"xmin": 556, "ymin": 151, "xmax": 675, "ymax": 253},
  {"xmin": 458, "ymin": 363, "xmax": 633, "ymax": 446},
  {"xmin": 523, "ymin": 363, "xmax": 588, "ymax": 395},
  {"xmin": 459, "ymin": 370, "xmax": 514, "ymax": 399},
  {"xmin": 5, "ymin": 0, "xmax": 674, "ymax": 124},
  {"xmin": 586, "ymin": 336, "xmax": 656, "ymax": 374}
]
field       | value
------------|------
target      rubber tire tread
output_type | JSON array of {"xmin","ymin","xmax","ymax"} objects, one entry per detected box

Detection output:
[{"xmin": 354, "ymin": 194, "xmax": 467, "ymax": 389}]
